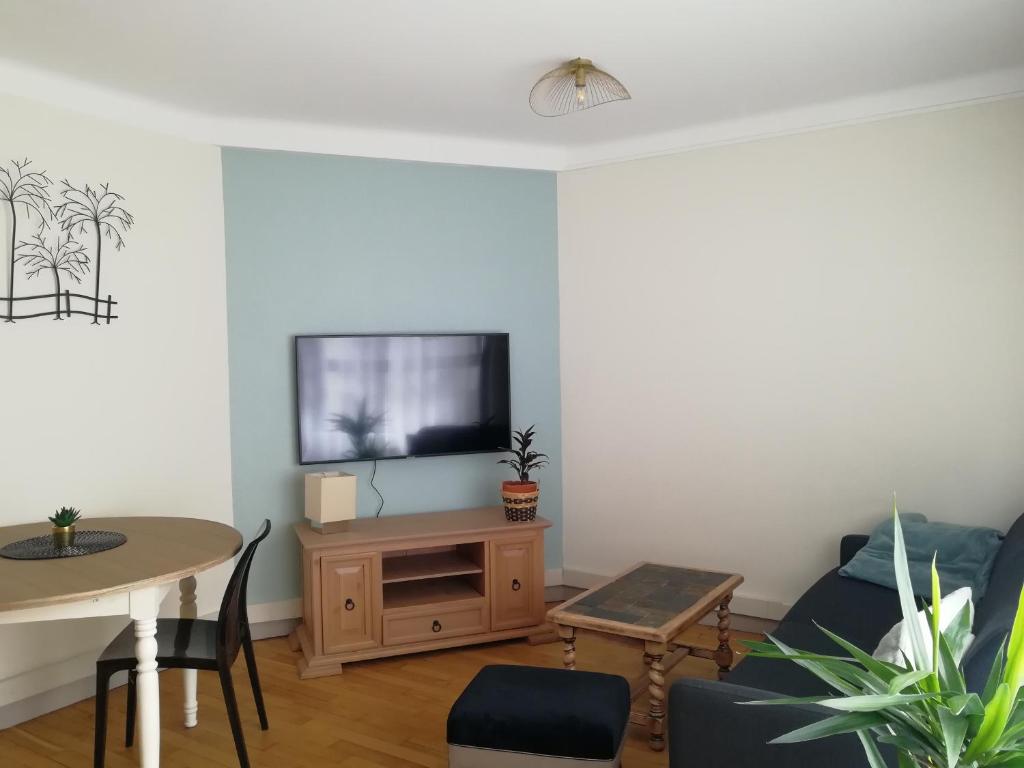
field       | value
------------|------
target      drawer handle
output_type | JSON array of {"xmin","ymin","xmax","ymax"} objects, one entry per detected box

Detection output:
[
  {"xmin": 512, "ymin": 578, "xmax": 521, "ymax": 592},
  {"xmin": 432, "ymin": 620, "xmax": 442, "ymax": 633},
  {"xmin": 344, "ymin": 598, "xmax": 356, "ymax": 611}
]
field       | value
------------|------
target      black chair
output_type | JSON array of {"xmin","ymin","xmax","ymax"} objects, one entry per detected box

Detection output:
[{"xmin": 94, "ymin": 519, "xmax": 271, "ymax": 768}]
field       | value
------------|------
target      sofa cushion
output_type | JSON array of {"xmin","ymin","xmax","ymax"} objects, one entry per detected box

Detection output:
[
  {"xmin": 782, "ymin": 567, "xmax": 903, "ymax": 650},
  {"xmin": 974, "ymin": 512, "xmax": 1024, "ymax": 632},
  {"xmin": 839, "ymin": 518, "xmax": 1003, "ymax": 599},
  {"xmin": 728, "ymin": 567, "xmax": 905, "ymax": 698},
  {"xmin": 447, "ymin": 665, "xmax": 630, "ymax": 761},
  {"xmin": 964, "ymin": 513, "xmax": 1024, "ymax": 692}
]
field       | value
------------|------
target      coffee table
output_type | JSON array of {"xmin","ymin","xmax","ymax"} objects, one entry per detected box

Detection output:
[{"xmin": 546, "ymin": 562, "xmax": 743, "ymax": 752}]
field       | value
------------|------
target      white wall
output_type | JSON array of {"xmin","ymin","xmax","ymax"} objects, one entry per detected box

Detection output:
[
  {"xmin": 0, "ymin": 94, "xmax": 233, "ymax": 716},
  {"xmin": 557, "ymin": 97, "xmax": 1024, "ymax": 618}
]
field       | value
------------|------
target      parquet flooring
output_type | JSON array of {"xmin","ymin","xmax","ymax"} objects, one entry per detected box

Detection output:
[{"xmin": 0, "ymin": 620, "xmax": 758, "ymax": 767}]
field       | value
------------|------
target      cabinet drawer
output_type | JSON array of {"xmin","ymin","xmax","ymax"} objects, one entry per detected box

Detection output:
[{"xmin": 382, "ymin": 601, "xmax": 488, "ymax": 646}]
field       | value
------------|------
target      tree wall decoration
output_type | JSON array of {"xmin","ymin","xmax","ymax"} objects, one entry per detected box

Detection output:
[
  {"xmin": 0, "ymin": 159, "xmax": 51, "ymax": 323},
  {"xmin": 16, "ymin": 209, "xmax": 89, "ymax": 320},
  {"xmin": 0, "ymin": 157, "xmax": 134, "ymax": 325}
]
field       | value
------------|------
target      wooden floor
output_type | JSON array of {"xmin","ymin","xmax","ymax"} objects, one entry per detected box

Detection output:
[{"xmin": 0, "ymin": 621, "xmax": 758, "ymax": 768}]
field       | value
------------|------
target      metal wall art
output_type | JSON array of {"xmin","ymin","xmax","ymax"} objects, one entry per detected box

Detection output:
[{"xmin": 1, "ymin": 158, "xmax": 134, "ymax": 325}]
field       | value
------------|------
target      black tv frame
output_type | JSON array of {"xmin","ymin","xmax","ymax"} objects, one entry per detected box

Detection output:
[{"xmin": 294, "ymin": 332, "xmax": 512, "ymax": 466}]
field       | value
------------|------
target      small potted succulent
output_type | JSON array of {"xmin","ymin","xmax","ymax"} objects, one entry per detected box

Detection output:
[
  {"xmin": 49, "ymin": 506, "xmax": 81, "ymax": 549},
  {"xmin": 498, "ymin": 425, "xmax": 549, "ymax": 522}
]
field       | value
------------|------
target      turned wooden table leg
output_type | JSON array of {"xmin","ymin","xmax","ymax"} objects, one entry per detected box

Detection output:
[
  {"xmin": 558, "ymin": 625, "xmax": 576, "ymax": 670},
  {"xmin": 645, "ymin": 640, "xmax": 668, "ymax": 752},
  {"xmin": 714, "ymin": 594, "xmax": 734, "ymax": 680}
]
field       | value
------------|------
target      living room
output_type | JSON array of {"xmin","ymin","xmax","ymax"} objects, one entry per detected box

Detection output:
[{"xmin": 1, "ymin": 2, "xmax": 1023, "ymax": 767}]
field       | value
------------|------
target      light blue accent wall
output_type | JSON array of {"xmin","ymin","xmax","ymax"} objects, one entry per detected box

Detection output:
[{"xmin": 222, "ymin": 149, "xmax": 562, "ymax": 605}]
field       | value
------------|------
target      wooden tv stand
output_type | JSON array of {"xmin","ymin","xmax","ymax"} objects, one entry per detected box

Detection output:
[{"xmin": 288, "ymin": 506, "xmax": 552, "ymax": 679}]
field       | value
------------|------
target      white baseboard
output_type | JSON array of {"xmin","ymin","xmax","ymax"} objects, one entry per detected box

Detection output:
[
  {"xmin": 0, "ymin": 659, "xmax": 131, "ymax": 731},
  {"xmin": 246, "ymin": 598, "xmax": 302, "ymax": 624},
  {"xmin": 560, "ymin": 568, "xmax": 790, "ymax": 623},
  {"xmin": 0, "ymin": 673, "xmax": 95, "ymax": 730}
]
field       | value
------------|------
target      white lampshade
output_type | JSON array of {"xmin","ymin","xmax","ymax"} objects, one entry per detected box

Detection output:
[{"xmin": 304, "ymin": 472, "xmax": 357, "ymax": 527}]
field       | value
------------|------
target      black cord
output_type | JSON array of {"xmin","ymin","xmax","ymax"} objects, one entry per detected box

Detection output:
[{"xmin": 370, "ymin": 459, "xmax": 384, "ymax": 517}]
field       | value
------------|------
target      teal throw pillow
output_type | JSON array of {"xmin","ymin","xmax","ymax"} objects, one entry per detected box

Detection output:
[{"xmin": 839, "ymin": 514, "xmax": 1004, "ymax": 599}]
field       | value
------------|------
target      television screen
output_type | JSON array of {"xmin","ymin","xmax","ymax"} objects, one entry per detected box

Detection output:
[{"xmin": 295, "ymin": 334, "xmax": 511, "ymax": 464}]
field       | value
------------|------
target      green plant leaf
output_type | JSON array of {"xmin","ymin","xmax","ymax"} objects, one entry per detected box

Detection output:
[
  {"xmin": 857, "ymin": 730, "xmax": 888, "ymax": 768},
  {"xmin": 745, "ymin": 650, "xmax": 859, "ymax": 663},
  {"xmin": 937, "ymin": 706, "xmax": 969, "ymax": 768},
  {"xmin": 877, "ymin": 727, "xmax": 944, "ymax": 761},
  {"xmin": 888, "ymin": 669, "xmax": 934, "ymax": 694},
  {"xmin": 936, "ymin": 629, "xmax": 968, "ymax": 696},
  {"xmin": 964, "ymin": 682, "xmax": 1014, "ymax": 761},
  {"xmin": 876, "ymin": 703, "xmax": 946, "ymax": 747},
  {"xmin": 996, "ymin": 718, "xmax": 1024, "ymax": 750},
  {"xmin": 769, "ymin": 712, "xmax": 888, "ymax": 744},
  {"xmin": 1004, "ymin": 584, "xmax": 1024, "ymax": 699},
  {"xmin": 765, "ymin": 634, "xmax": 862, "ymax": 696},
  {"xmin": 892, "ymin": 505, "xmax": 931, "ymax": 672},
  {"xmin": 742, "ymin": 695, "xmax": 835, "ymax": 707},
  {"xmin": 742, "ymin": 639, "xmax": 781, "ymax": 652},
  {"xmin": 943, "ymin": 599, "xmax": 976, "ymax": 665},
  {"xmin": 816, "ymin": 624, "xmax": 902, "ymax": 682},
  {"xmin": 931, "ymin": 554, "xmax": 942, "ymax": 680},
  {"xmin": 817, "ymin": 693, "xmax": 939, "ymax": 712},
  {"xmin": 984, "ymin": 640, "xmax": 1009, "ymax": 705},
  {"xmin": 746, "ymin": 636, "xmax": 884, "ymax": 691},
  {"xmin": 947, "ymin": 693, "xmax": 985, "ymax": 717}
]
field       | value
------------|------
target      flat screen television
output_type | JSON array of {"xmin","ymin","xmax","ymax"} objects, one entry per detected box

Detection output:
[{"xmin": 295, "ymin": 333, "xmax": 511, "ymax": 464}]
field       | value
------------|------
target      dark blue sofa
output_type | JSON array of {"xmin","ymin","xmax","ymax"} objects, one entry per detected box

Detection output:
[{"xmin": 668, "ymin": 512, "xmax": 1024, "ymax": 768}]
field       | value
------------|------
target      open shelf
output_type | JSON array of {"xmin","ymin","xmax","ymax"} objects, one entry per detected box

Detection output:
[
  {"xmin": 382, "ymin": 550, "xmax": 484, "ymax": 584},
  {"xmin": 383, "ymin": 576, "xmax": 484, "ymax": 611}
]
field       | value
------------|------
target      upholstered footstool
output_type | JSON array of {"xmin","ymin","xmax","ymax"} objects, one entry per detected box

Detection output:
[{"xmin": 447, "ymin": 664, "xmax": 631, "ymax": 768}]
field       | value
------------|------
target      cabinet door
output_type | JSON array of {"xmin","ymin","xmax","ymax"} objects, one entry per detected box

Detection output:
[
  {"xmin": 490, "ymin": 535, "xmax": 543, "ymax": 630},
  {"xmin": 320, "ymin": 554, "xmax": 379, "ymax": 654}
]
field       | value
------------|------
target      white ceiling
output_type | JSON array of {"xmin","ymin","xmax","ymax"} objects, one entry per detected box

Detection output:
[{"xmin": 1, "ymin": 0, "xmax": 1023, "ymax": 169}]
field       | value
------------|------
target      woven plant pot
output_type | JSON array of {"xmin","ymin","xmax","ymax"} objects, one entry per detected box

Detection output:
[{"xmin": 501, "ymin": 481, "xmax": 539, "ymax": 522}]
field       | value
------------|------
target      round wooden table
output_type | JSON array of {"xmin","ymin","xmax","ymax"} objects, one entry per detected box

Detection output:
[{"xmin": 0, "ymin": 517, "xmax": 242, "ymax": 768}]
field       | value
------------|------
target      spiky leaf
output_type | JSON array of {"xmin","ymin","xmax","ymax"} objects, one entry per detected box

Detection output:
[{"xmin": 770, "ymin": 712, "xmax": 888, "ymax": 744}]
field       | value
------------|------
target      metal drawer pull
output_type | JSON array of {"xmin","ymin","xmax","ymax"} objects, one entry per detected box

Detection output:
[
  {"xmin": 344, "ymin": 598, "xmax": 355, "ymax": 611},
  {"xmin": 432, "ymin": 620, "xmax": 442, "ymax": 633},
  {"xmin": 512, "ymin": 578, "xmax": 521, "ymax": 591}
]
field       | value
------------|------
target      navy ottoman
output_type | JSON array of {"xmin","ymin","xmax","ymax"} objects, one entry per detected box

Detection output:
[{"xmin": 447, "ymin": 665, "xmax": 631, "ymax": 768}]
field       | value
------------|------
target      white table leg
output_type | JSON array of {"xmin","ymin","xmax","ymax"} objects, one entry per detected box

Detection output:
[
  {"xmin": 179, "ymin": 576, "xmax": 198, "ymax": 728},
  {"xmin": 130, "ymin": 586, "xmax": 166, "ymax": 768}
]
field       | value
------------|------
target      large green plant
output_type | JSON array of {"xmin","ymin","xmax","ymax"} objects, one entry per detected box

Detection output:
[{"xmin": 745, "ymin": 506, "xmax": 1024, "ymax": 768}]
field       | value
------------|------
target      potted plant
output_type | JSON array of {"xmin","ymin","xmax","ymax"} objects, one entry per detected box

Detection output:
[
  {"xmin": 745, "ymin": 504, "xmax": 1024, "ymax": 768},
  {"xmin": 49, "ymin": 506, "xmax": 81, "ymax": 548},
  {"xmin": 498, "ymin": 425, "xmax": 548, "ymax": 522}
]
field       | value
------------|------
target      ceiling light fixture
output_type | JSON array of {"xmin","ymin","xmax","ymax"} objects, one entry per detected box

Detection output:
[{"xmin": 529, "ymin": 58, "xmax": 630, "ymax": 117}]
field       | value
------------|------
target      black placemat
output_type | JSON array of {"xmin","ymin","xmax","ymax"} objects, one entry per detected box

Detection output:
[{"xmin": 0, "ymin": 530, "xmax": 127, "ymax": 560}]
